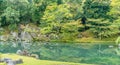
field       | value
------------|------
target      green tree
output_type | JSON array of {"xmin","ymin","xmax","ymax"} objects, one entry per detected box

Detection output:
[
  {"xmin": 83, "ymin": 0, "xmax": 111, "ymax": 18},
  {"xmin": 41, "ymin": 3, "xmax": 73, "ymax": 34},
  {"xmin": 108, "ymin": 0, "xmax": 120, "ymax": 40},
  {"xmin": 88, "ymin": 19, "xmax": 118, "ymax": 39},
  {"xmin": 108, "ymin": 0, "xmax": 120, "ymax": 19},
  {"xmin": 0, "ymin": 7, "xmax": 20, "ymax": 30},
  {"xmin": 81, "ymin": 0, "xmax": 116, "ymax": 39}
]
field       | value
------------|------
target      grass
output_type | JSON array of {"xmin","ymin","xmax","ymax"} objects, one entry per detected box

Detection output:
[{"xmin": 0, "ymin": 54, "xmax": 95, "ymax": 65}]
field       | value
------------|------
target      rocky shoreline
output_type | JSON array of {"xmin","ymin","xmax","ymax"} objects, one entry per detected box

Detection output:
[{"xmin": 0, "ymin": 24, "xmax": 59, "ymax": 42}]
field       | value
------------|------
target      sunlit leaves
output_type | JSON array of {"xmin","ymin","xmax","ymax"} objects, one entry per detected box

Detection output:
[
  {"xmin": 108, "ymin": 0, "xmax": 120, "ymax": 18},
  {"xmin": 40, "ymin": 3, "xmax": 73, "ymax": 34},
  {"xmin": 88, "ymin": 19, "xmax": 118, "ymax": 39},
  {"xmin": 42, "ymin": 3, "xmax": 72, "ymax": 23}
]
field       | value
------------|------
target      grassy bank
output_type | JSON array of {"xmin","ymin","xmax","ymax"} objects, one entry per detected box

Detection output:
[{"xmin": 0, "ymin": 54, "xmax": 95, "ymax": 65}]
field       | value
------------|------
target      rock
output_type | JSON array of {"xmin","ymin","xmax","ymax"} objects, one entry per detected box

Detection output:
[
  {"xmin": 30, "ymin": 54, "xmax": 39, "ymax": 59},
  {"xmin": 2, "ymin": 58, "xmax": 23, "ymax": 65},
  {"xmin": 0, "ymin": 24, "xmax": 42, "ymax": 42},
  {"xmin": 30, "ymin": 32, "xmax": 37, "ymax": 38},
  {"xmin": 3, "ymin": 58, "xmax": 12, "ymax": 61},
  {"xmin": 14, "ymin": 59, "xmax": 23, "ymax": 64},
  {"xmin": 10, "ymin": 32, "xmax": 19, "ymax": 41},
  {"xmin": 20, "ymin": 31, "xmax": 33, "ymax": 42},
  {"xmin": 0, "ymin": 35, "xmax": 9, "ymax": 41},
  {"xmin": 108, "ymin": 45, "xmax": 114, "ymax": 48},
  {"xmin": 16, "ymin": 49, "xmax": 30, "ymax": 56},
  {"xmin": 22, "ymin": 50, "xmax": 29, "ymax": 56},
  {"xmin": 16, "ymin": 50, "xmax": 23, "ymax": 55},
  {"xmin": 6, "ymin": 60, "xmax": 15, "ymax": 65},
  {"xmin": 2, "ymin": 58, "xmax": 12, "ymax": 63},
  {"xmin": 11, "ymin": 42, "xmax": 17, "ymax": 47},
  {"xmin": 21, "ymin": 24, "xmax": 41, "ymax": 41}
]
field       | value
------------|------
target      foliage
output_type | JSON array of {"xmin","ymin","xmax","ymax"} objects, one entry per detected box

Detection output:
[
  {"xmin": 0, "ymin": 7, "xmax": 19, "ymax": 30},
  {"xmin": 88, "ymin": 19, "xmax": 119, "ymax": 39},
  {"xmin": 115, "ymin": 36, "xmax": 120, "ymax": 44},
  {"xmin": 83, "ymin": 0, "xmax": 111, "ymax": 18},
  {"xmin": 41, "ymin": 3, "xmax": 73, "ymax": 34},
  {"xmin": 108, "ymin": 0, "xmax": 120, "ymax": 19},
  {"xmin": 0, "ymin": 0, "xmax": 120, "ymax": 41}
]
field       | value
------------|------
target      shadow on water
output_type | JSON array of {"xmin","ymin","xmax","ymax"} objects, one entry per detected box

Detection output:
[{"xmin": 0, "ymin": 41, "xmax": 120, "ymax": 65}]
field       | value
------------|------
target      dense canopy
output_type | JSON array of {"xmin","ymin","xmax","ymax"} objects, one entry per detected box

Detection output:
[{"xmin": 0, "ymin": 0, "xmax": 120, "ymax": 42}]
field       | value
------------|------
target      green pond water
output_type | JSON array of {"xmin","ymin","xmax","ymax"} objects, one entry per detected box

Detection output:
[{"xmin": 0, "ymin": 41, "xmax": 120, "ymax": 65}]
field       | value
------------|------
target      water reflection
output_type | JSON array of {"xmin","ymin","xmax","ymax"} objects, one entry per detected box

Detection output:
[{"xmin": 0, "ymin": 42, "xmax": 120, "ymax": 65}]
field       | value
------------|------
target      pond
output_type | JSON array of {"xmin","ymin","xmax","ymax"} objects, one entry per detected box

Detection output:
[{"xmin": 0, "ymin": 41, "xmax": 120, "ymax": 65}]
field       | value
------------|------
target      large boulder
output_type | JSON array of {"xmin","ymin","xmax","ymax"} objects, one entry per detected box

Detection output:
[
  {"xmin": 2, "ymin": 58, "xmax": 23, "ymax": 65},
  {"xmin": 9, "ymin": 32, "xmax": 19, "ymax": 41},
  {"xmin": 20, "ymin": 24, "xmax": 40, "ymax": 42},
  {"xmin": 20, "ymin": 31, "xmax": 33, "ymax": 42},
  {"xmin": 16, "ymin": 50, "xmax": 23, "ymax": 55}
]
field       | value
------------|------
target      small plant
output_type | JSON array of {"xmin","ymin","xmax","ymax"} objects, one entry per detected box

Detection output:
[{"xmin": 115, "ymin": 36, "xmax": 120, "ymax": 44}]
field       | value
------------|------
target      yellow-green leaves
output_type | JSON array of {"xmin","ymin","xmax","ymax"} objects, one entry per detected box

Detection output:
[
  {"xmin": 108, "ymin": 0, "xmax": 120, "ymax": 17},
  {"xmin": 41, "ymin": 3, "xmax": 73, "ymax": 34},
  {"xmin": 42, "ymin": 3, "xmax": 73, "ymax": 23}
]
